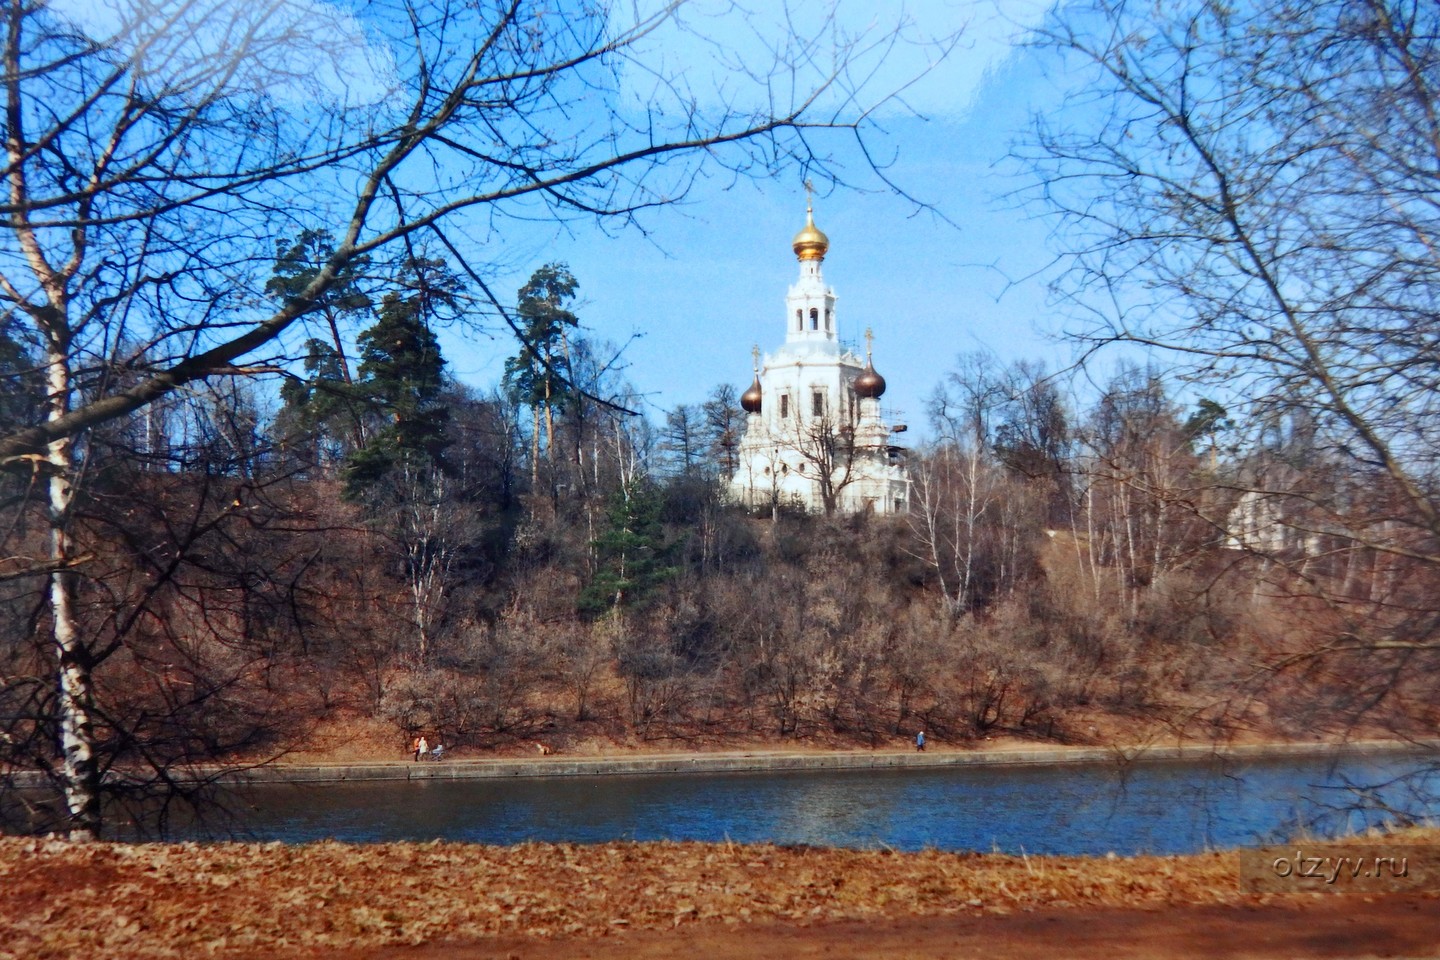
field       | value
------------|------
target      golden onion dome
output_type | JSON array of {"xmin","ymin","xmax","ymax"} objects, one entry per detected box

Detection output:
[
  {"xmin": 741, "ymin": 374, "xmax": 763, "ymax": 413},
  {"xmin": 791, "ymin": 205, "xmax": 830, "ymax": 261},
  {"xmin": 854, "ymin": 360, "xmax": 886, "ymax": 399}
]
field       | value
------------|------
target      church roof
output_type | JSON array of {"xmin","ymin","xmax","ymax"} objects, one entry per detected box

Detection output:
[
  {"xmin": 741, "ymin": 374, "xmax": 762, "ymax": 413},
  {"xmin": 854, "ymin": 359, "xmax": 886, "ymax": 399},
  {"xmin": 791, "ymin": 203, "xmax": 829, "ymax": 261}
]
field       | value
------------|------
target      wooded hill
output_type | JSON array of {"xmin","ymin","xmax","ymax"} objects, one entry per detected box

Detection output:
[{"xmin": 3, "ymin": 271, "xmax": 1433, "ymax": 837}]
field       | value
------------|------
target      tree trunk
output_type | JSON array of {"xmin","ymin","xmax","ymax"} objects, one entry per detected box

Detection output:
[
  {"xmin": 530, "ymin": 405, "xmax": 540, "ymax": 495},
  {"xmin": 46, "ymin": 357, "xmax": 101, "ymax": 841}
]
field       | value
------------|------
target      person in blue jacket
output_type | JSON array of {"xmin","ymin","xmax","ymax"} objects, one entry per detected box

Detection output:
[{"xmin": 915, "ymin": 730, "xmax": 926, "ymax": 752}]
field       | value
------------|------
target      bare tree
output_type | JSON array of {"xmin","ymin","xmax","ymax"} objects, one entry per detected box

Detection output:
[
  {"xmin": 1078, "ymin": 365, "xmax": 1212, "ymax": 614},
  {"xmin": 910, "ymin": 353, "xmax": 1009, "ymax": 615},
  {"xmin": 661, "ymin": 404, "xmax": 706, "ymax": 478},
  {"xmin": 780, "ymin": 413, "xmax": 860, "ymax": 516},
  {"xmin": 389, "ymin": 463, "xmax": 466, "ymax": 663},
  {"xmin": 1022, "ymin": 0, "xmax": 1440, "ymax": 722},
  {"xmin": 0, "ymin": 0, "xmax": 957, "ymax": 838},
  {"xmin": 0, "ymin": 428, "xmax": 333, "ymax": 838},
  {"xmin": 702, "ymin": 383, "xmax": 743, "ymax": 479}
]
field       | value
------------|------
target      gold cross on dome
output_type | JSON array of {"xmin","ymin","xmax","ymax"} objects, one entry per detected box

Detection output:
[
  {"xmin": 864, "ymin": 327, "xmax": 874, "ymax": 359},
  {"xmin": 751, "ymin": 343, "xmax": 760, "ymax": 373},
  {"xmin": 803, "ymin": 178, "xmax": 814, "ymax": 214}
]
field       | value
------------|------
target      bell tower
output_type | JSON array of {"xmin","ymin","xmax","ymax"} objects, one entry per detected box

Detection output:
[{"xmin": 785, "ymin": 183, "xmax": 838, "ymax": 346}]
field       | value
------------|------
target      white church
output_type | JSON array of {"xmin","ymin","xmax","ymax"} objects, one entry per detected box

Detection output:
[{"xmin": 727, "ymin": 200, "xmax": 910, "ymax": 515}]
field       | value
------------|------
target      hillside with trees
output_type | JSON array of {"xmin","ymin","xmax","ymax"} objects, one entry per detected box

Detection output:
[{"xmin": 5, "ymin": 249, "xmax": 1435, "ymax": 836}]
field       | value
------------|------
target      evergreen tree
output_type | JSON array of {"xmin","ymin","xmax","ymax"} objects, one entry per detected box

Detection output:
[
  {"xmin": 579, "ymin": 480, "xmax": 678, "ymax": 616},
  {"xmin": 275, "ymin": 338, "xmax": 358, "ymax": 469},
  {"xmin": 267, "ymin": 229, "xmax": 372, "ymax": 384},
  {"xmin": 503, "ymin": 264, "xmax": 580, "ymax": 482},
  {"xmin": 269, "ymin": 231, "xmax": 373, "ymax": 468},
  {"xmin": 343, "ymin": 258, "xmax": 458, "ymax": 499},
  {"xmin": 1182, "ymin": 398, "xmax": 1234, "ymax": 461}
]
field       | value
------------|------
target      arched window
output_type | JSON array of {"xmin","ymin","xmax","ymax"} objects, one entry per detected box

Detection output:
[
  {"xmin": 795, "ymin": 309, "xmax": 803, "ymax": 331},
  {"xmin": 809, "ymin": 307, "xmax": 819, "ymax": 330},
  {"xmin": 825, "ymin": 307, "xmax": 832, "ymax": 332}
]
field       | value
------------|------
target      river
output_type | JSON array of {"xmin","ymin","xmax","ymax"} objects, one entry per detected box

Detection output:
[{"xmin": 135, "ymin": 750, "xmax": 1440, "ymax": 854}]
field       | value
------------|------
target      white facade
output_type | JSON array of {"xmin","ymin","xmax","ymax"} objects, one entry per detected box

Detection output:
[{"xmin": 728, "ymin": 205, "xmax": 909, "ymax": 515}]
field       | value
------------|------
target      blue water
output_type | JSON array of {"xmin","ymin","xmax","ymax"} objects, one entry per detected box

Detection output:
[{"xmin": 201, "ymin": 752, "xmax": 1440, "ymax": 854}]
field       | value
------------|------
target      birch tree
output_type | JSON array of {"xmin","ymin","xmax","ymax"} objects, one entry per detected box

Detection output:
[{"xmin": 911, "ymin": 353, "xmax": 1008, "ymax": 615}]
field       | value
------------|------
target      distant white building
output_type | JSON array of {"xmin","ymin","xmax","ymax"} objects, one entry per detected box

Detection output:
[{"xmin": 728, "ymin": 200, "xmax": 909, "ymax": 515}]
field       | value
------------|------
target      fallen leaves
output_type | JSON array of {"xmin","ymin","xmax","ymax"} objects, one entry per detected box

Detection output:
[{"xmin": 0, "ymin": 831, "xmax": 1435, "ymax": 959}]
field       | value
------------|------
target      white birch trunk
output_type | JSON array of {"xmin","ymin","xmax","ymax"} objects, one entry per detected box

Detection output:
[{"xmin": 46, "ymin": 354, "xmax": 101, "ymax": 840}]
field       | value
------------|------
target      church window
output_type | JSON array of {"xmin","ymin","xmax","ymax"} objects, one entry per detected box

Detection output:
[
  {"xmin": 809, "ymin": 307, "xmax": 819, "ymax": 330},
  {"xmin": 825, "ymin": 307, "xmax": 832, "ymax": 331},
  {"xmin": 779, "ymin": 394, "xmax": 789, "ymax": 419},
  {"xmin": 812, "ymin": 390, "xmax": 824, "ymax": 417},
  {"xmin": 795, "ymin": 309, "xmax": 802, "ymax": 331}
]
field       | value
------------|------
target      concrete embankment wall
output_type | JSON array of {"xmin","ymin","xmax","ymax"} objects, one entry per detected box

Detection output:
[
  {"xmin": 224, "ymin": 739, "xmax": 1436, "ymax": 786},
  {"xmin": 5, "ymin": 739, "xmax": 1432, "ymax": 790}
]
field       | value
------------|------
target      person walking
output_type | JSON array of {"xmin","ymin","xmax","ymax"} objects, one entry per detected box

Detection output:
[
  {"xmin": 416, "ymin": 734, "xmax": 429, "ymax": 762},
  {"xmin": 410, "ymin": 736, "xmax": 421, "ymax": 761},
  {"xmin": 916, "ymin": 730, "xmax": 926, "ymax": 752}
]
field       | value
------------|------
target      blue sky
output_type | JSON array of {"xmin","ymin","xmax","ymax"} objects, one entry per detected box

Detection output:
[
  {"xmin": 46, "ymin": 0, "xmax": 1090, "ymax": 438},
  {"xmin": 439, "ymin": 0, "xmax": 1077, "ymax": 439}
]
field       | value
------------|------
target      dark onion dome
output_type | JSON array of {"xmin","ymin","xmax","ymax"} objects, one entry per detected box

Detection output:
[
  {"xmin": 853, "ymin": 360, "xmax": 886, "ymax": 399},
  {"xmin": 741, "ymin": 375, "xmax": 763, "ymax": 413}
]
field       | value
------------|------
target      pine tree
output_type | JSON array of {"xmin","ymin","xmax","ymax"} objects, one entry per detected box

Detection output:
[
  {"xmin": 343, "ymin": 258, "xmax": 457, "ymax": 499},
  {"xmin": 266, "ymin": 229, "xmax": 372, "ymax": 383},
  {"xmin": 503, "ymin": 264, "xmax": 580, "ymax": 485},
  {"xmin": 269, "ymin": 231, "xmax": 373, "ymax": 468}
]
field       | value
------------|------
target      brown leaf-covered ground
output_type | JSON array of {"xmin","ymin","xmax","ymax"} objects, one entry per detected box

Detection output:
[{"xmin": 3, "ymin": 833, "xmax": 1439, "ymax": 959}]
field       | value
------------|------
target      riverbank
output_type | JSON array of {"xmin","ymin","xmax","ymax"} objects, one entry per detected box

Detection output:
[
  {"xmin": 212, "ymin": 736, "xmax": 1440, "ymax": 785},
  {"xmin": 7, "ymin": 735, "xmax": 1434, "ymax": 790},
  {"xmin": 2, "ymin": 828, "xmax": 1436, "ymax": 959}
]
